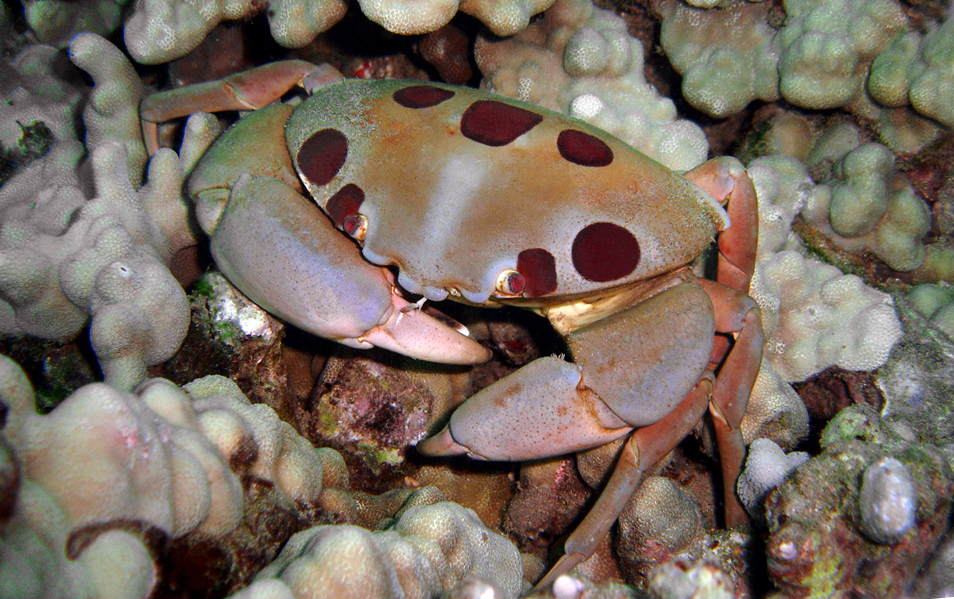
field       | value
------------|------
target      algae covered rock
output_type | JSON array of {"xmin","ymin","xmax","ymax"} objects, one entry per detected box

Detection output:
[{"xmin": 764, "ymin": 404, "xmax": 952, "ymax": 598}]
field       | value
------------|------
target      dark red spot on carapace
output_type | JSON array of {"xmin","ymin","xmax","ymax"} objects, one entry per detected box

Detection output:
[
  {"xmin": 516, "ymin": 248, "xmax": 557, "ymax": 297},
  {"xmin": 557, "ymin": 129, "xmax": 614, "ymax": 167},
  {"xmin": 460, "ymin": 100, "xmax": 543, "ymax": 147},
  {"xmin": 297, "ymin": 128, "xmax": 348, "ymax": 186},
  {"xmin": 393, "ymin": 85, "xmax": 455, "ymax": 108},
  {"xmin": 572, "ymin": 222, "xmax": 640, "ymax": 282},
  {"xmin": 326, "ymin": 184, "xmax": 364, "ymax": 228}
]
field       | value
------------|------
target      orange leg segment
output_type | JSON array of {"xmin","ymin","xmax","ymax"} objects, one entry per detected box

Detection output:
[
  {"xmin": 687, "ymin": 158, "xmax": 762, "ymax": 526},
  {"xmin": 139, "ymin": 61, "xmax": 342, "ymax": 154},
  {"xmin": 699, "ymin": 278, "xmax": 763, "ymax": 527},
  {"xmin": 685, "ymin": 157, "xmax": 759, "ymax": 294},
  {"xmin": 534, "ymin": 372, "xmax": 715, "ymax": 591}
]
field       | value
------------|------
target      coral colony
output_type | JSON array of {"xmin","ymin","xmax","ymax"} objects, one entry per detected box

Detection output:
[{"xmin": 1, "ymin": 0, "xmax": 953, "ymax": 597}]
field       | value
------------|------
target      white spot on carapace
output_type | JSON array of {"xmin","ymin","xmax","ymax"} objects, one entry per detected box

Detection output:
[
  {"xmin": 430, "ymin": 156, "xmax": 488, "ymax": 215},
  {"xmin": 421, "ymin": 155, "xmax": 490, "ymax": 272}
]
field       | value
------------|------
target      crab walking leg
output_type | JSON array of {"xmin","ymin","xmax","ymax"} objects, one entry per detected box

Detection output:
[
  {"xmin": 208, "ymin": 174, "xmax": 490, "ymax": 364},
  {"xmin": 534, "ymin": 373, "xmax": 715, "ymax": 590},
  {"xmin": 699, "ymin": 278, "xmax": 764, "ymax": 527},
  {"xmin": 418, "ymin": 280, "xmax": 716, "ymax": 460},
  {"xmin": 139, "ymin": 61, "xmax": 343, "ymax": 154},
  {"xmin": 416, "ymin": 356, "xmax": 633, "ymax": 460},
  {"xmin": 689, "ymin": 161, "xmax": 761, "ymax": 524},
  {"xmin": 419, "ymin": 279, "xmax": 725, "ymax": 580},
  {"xmin": 685, "ymin": 157, "xmax": 759, "ymax": 294}
]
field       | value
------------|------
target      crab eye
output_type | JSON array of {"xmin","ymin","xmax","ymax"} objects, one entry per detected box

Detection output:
[
  {"xmin": 343, "ymin": 214, "xmax": 367, "ymax": 241},
  {"xmin": 495, "ymin": 270, "xmax": 526, "ymax": 296}
]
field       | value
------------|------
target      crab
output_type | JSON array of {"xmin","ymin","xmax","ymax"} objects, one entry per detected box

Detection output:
[{"xmin": 140, "ymin": 60, "xmax": 763, "ymax": 587}]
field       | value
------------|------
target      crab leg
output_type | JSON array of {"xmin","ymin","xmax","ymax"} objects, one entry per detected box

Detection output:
[
  {"xmin": 686, "ymin": 158, "xmax": 762, "ymax": 525},
  {"xmin": 418, "ymin": 279, "xmax": 715, "ymax": 460},
  {"xmin": 534, "ymin": 372, "xmax": 714, "ymax": 590},
  {"xmin": 140, "ymin": 60, "xmax": 342, "ymax": 154},
  {"xmin": 699, "ymin": 279, "xmax": 763, "ymax": 526},
  {"xmin": 685, "ymin": 157, "xmax": 759, "ymax": 294},
  {"xmin": 419, "ymin": 279, "xmax": 720, "ymax": 580}
]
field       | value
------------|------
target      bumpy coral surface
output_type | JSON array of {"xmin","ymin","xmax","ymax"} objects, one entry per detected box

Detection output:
[
  {"xmin": 751, "ymin": 249, "xmax": 903, "ymax": 381},
  {"xmin": 124, "ymin": 0, "xmax": 555, "ymax": 64},
  {"xmin": 656, "ymin": 0, "xmax": 951, "ymax": 152},
  {"xmin": 908, "ymin": 283, "xmax": 954, "ymax": 338},
  {"xmin": 737, "ymin": 438, "xmax": 809, "ymax": 520},
  {"xmin": 0, "ymin": 44, "xmax": 85, "ymax": 156},
  {"xmin": 878, "ymin": 306, "xmax": 954, "ymax": 445},
  {"xmin": 616, "ymin": 476, "xmax": 704, "ymax": 578},
  {"xmin": 0, "ymin": 353, "xmax": 350, "ymax": 598},
  {"xmin": 869, "ymin": 18, "xmax": 954, "ymax": 129},
  {"xmin": 647, "ymin": 558, "xmax": 736, "ymax": 599},
  {"xmin": 125, "ymin": 0, "xmax": 346, "ymax": 64},
  {"xmin": 22, "ymin": 0, "xmax": 130, "ymax": 47},
  {"xmin": 765, "ymin": 405, "xmax": 953, "ymax": 597},
  {"xmin": 745, "ymin": 154, "xmax": 905, "ymax": 382},
  {"xmin": 803, "ymin": 142, "xmax": 932, "ymax": 272},
  {"xmin": 777, "ymin": 0, "xmax": 908, "ymax": 109},
  {"xmin": 657, "ymin": 0, "xmax": 781, "ymax": 118},
  {"xmin": 230, "ymin": 501, "xmax": 525, "ymax": 598},
  {"xmin": 361, "ymin": 0, "xmax": 555, "ymax": 36},
  {"xmin": 739, "ymin": 357, "xmax": 810, "ymax": 448},
  {"xmin": 1, "ymin": 34, "xmax": 199, "ymax": 389}
]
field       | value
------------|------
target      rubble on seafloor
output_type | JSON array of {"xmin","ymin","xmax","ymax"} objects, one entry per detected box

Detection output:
[{"xmin": 1, "ymin": 0, "xmax": 954, "ymax": 597}]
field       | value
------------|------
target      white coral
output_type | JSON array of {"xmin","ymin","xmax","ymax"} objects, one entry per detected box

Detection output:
[
  {"xmin": 750, "ymin": 250, "xmax": 902, "ymax": 381},
  {"xmin": 802, "ymin": 143, "xmax": 932, "ymax": 272},
  {"xmin": 737, "ymin": 438, "xmax": 809, "ymax": 518},
  {"xmin": 0, "ymin": 355, "xmax": 348, "ymax": 599},
  {"xmin": 657, "ymin": 0, "xmax": 781, "ymax": 118},
  {"xmin": 868, "ymin": 18, "xmax": 954, "ymax": 128},
  {"xmin": 0, "ymin": 35, "xmax": 208, "ymax": 390},
  {"xmin": 124, "ymin": 0, "xmax": 553, "ymax": 64},
  {"xmin": 778, "ymin": 0, "xmax": 908, "ymax": 109},
  {"xmin": 229, "ymin": 502, "xmax": 525, "ymax": 599},
  {"xmin": 747, "ymin": 155, "xmax": 904, "ymax": 382}
]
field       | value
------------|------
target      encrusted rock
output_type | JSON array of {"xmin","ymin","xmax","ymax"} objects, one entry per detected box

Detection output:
[{"xmin": 765, "ymin": 405, "xmax": 953, "ymax": 597}]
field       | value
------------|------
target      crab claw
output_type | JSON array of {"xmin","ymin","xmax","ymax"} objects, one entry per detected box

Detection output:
[
  {"xmin": 347, "ymin": 292, "xmax": 491, "ymax": 364},
  {"xmin": 206, "ymin": 174, "xmax": 489, "ymax": 365},
  {"xmin": 417, "ymin": 356, "xmax": 631, "ymax": 460}
]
